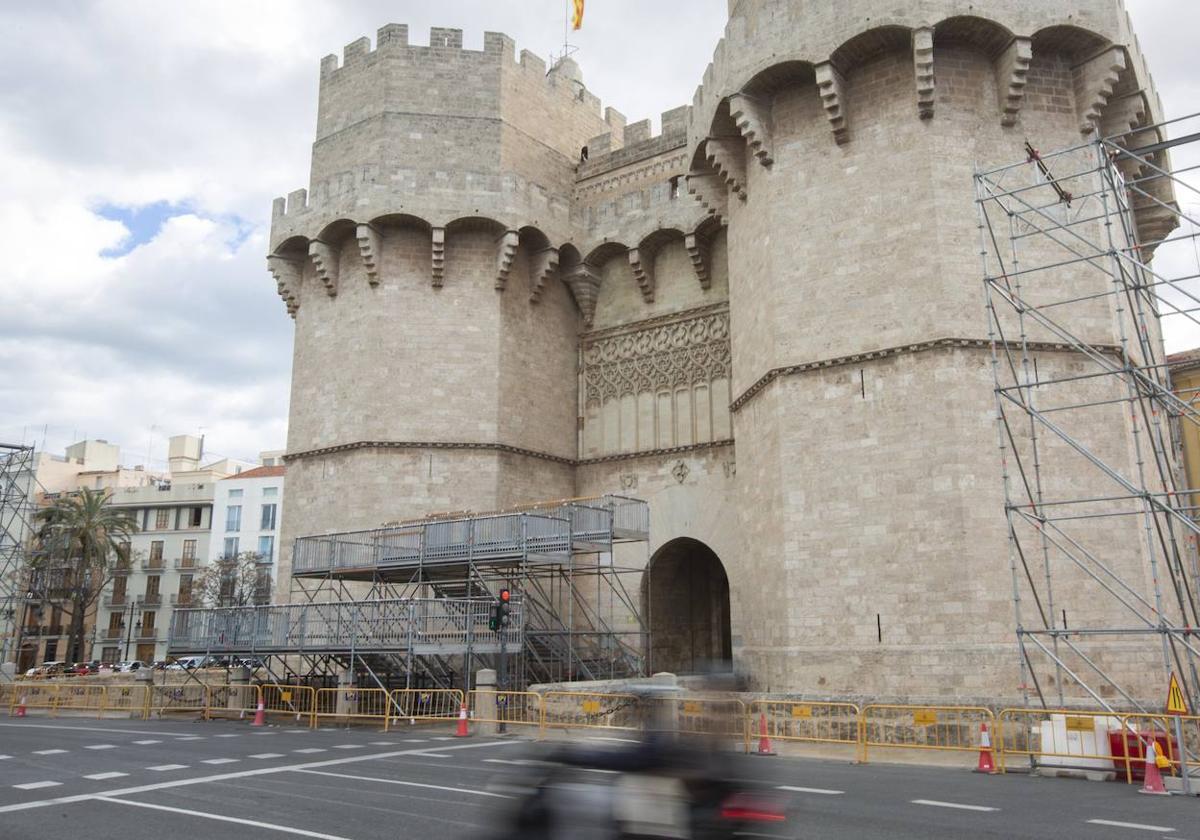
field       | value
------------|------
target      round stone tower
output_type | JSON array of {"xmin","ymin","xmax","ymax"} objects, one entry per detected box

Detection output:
[{"xmin": 269, "ymin": 4, "xmax": 1176, "ymax": 698}]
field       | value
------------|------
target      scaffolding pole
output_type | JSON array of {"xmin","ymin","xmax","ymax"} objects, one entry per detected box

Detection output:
[{"xmin": 0, "ymin": 443, "xmax": 37, "ymax": 675}]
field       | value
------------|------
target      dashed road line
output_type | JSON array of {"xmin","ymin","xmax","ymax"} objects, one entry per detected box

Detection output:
[
  {"xmin": 293, "ymin": 748, "xmax": 326, "ymax": 754},
  {"xmin": 249, "ymin": 753, "xmax": 286, "ymax": 759},
  {"xmin": 912, "ymin": 799, "xmax": 998, "ymax": 812},
  {"xmin": 293, "ymin": 768, "xmax": 508, "ymax": 798},
  {"xmin": 431, "ymin": 736, "xmax": 456, "ymax": 741},
  {"xmin": 369, "ymin": 741, "xmax": 394, "ymax": 746},
  {"xmin": 402, "ymin": 739, "xmax": 427, "ymax": 743},
  {"xmin": 333, "ymin": 744, "xmax": 364, "ymax": 750},
  {"xmin": 84, "ymin": 772, "xmax": 128, "ymax": 781},
  {"xmin": 146, "ymin": 764, "xmax": 188, "ymax": 772},
  {"xmin": 132, "ymin": 740, "xmax": 161, "ymax": 745},
  {"xmin": 777, "ymin": 785, "xmax": 844, "ymax": 795},
  {"xmin": 177, "ymin": 736, "xmax": 204, "ymax": 741},
  {"xmin": 215, "ymin": 734, "xmax": 241, "ymax": 738},
  {"xmin": 84, "ymin": 744, "xmax": 117, "ymax": 750},
  {"xmin": 33, "ymin": 749, "xmax": 67, "ymax": 755},
  {"xmin": 408, "ymin": 752, "xmax": 451, "ymax": 759},
  {"xmin": 201, "ymin": 758, "xmax": 240, "ymax": 765},
  {"xmin": 96, "ymin": 797, "xmax": 355, "ymax": 840},
  {"xmin": 0, "ymin": 722, "xmax": 205, "ymax": 738},
  {"xmin": 0, "ymin": 755, "xmax": 10, "ymax": 760},
  {"xmin": 14, "ymin": 781, "xmax": 62, "ymax": 790},
  {"xmin": 1087, "ymin": 819, "xmax": 1175, "ymax": 833}
]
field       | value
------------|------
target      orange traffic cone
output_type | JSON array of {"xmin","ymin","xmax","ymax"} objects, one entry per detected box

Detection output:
[
  {"xmin": 1139, "ymin": 741, "xmax": 1171, "ymax": 796},
  {"xmin": 14, "ymin": 696, "xmax": 27, "ymax": 718},
  {"xmin": 251, "ymin": 700, "xmax": 265, "ymax": 727},
  {"xmin": 455, "ymin": 704, "xmax": 469, "ymax": 737},
  {"xmin": 754, "ymin": 712, "xmax": 775, "ymax": 756},
  {"xmin": 974, "ymin": 723, "xmax": 996, "ymax": 774}
]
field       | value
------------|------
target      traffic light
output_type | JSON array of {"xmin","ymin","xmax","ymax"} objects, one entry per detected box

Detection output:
[{"xmin": 489, "ymin": 589, "xmax": 512, "ymax": 634}]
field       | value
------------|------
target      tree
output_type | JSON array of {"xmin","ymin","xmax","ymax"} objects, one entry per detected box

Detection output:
[
  {"xmin": 33, "ymin": 488, "xmax": 137, "ymax": 662},
  {"xmin": 192, "ymin": 551, "xmax": 270, "ymax": 608}
]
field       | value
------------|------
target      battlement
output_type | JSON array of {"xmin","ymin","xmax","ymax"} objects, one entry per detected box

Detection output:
[{"xmin": 577, "ymin": 105, "xmax": 690, "ymax": 179}]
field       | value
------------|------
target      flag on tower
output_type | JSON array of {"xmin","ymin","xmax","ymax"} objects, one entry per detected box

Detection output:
[{"xmin": 572, "ymin": 0, "xmax": 585, "ymax": 30}]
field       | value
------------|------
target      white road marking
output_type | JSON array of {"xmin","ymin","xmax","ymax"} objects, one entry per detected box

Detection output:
[
  {"xmin": 369, "ymin": 741, "xmax": 394, "ymax": 746},
  {"xmin": 777, "ymin": 785, "xmax": 844, "ymax": 795},
  {"xmin": 84, "ymin": 773, "xmax": 128, "ymax": 781},
  {"xmin": 14, "ymin": 781, "xmax": 61, "ymax": 790},
  {"xmin": 333, "ymin": 744, "xmax": 363, "ymax": 750},
  {"xmin": 146, "ymin": 764, "xmax": 188, "ymax": 772},
  {"xmin": 1087, "ymin": 819, "xmax": 1175, "ymax": 833},
  {"xmin": 201, "ymin": 758, "xmax": 240, "ymax": 765},
  {"xmin": 97, "ymin": 797, "xmax": 355, "ymax": 840},
  {"xmin": 587, "ymin": 736, "xmax": 641, "ymax": 744},
  {"xmin": 249, "ymin": 753, "xmax": 285, "ymax": 759},
  {"xmin": 132, "ymin": 740, "xmax": 161, "ymax": 745},
  {"xmin": 402, "ymin": 739, "xmax": 427, "ymax": 743},
  {"xmin": 84, "ymin": 744, "xmax": 117, "ymax": 750},
  {"xmin": 408, "ymin": 752, "xmax": 451, "ymax": 759},
  {"xmin": 0, "ymin": 755, "xmax": 10, "ymax": 760},
  {"xmin": 0, "ymin": 722, "xmax": 205, "ymax": 738},
  {"xmin": 215, "ymin": 734, "xmax": 241, "ymax": 738},
  {"xmin": 293, "ymin": 748, "xmax": 326, "ymax": 754},
  {"xmin": 583, "ymin": 768, "xmax": 619, "ymax": 775},
  {"xmin": 912, "ymin": 799, "xmax": 998, "ymax": 812},
  {"xmin": 0, "ymin": 739, "xmax": 520, "ymax": 814},
  {"xmin": 431, "ymin": 736, "xmax": 456, "ymax": 741},
  {"xmin": 483, "ymin": 759, "xmax": 540, "ymax": 766},
  {"xmin": 176, "ymin": 736, "xmax": 204, "ymax": 741},
  {"xmin": 294, "ymin": 768, "xmax": 508, "ymax": 798},
  {"xmin": 33, "ymin": 749, "xmax": 67, "ymax": 755}
]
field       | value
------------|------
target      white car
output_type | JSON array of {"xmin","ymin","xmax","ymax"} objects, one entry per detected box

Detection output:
[{"xmin": 116, "ymin": 661, "xmax": 145, "ymax": 673}]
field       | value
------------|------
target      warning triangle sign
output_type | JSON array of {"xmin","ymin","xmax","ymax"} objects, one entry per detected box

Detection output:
[{"xmin": 1166, "ymin": 672, "xmax": 1189, "ymax": 715}]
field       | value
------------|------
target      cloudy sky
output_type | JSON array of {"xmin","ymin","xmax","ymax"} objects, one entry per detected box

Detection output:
[{"xmin": 1, "ymin": 1, "xmax": 1196, "ymax": 469}]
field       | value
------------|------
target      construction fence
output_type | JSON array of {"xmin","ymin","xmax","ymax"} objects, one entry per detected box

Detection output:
[{"xmin": 3, "ymin": 683, "xmax": 1195, "ymax": 783}]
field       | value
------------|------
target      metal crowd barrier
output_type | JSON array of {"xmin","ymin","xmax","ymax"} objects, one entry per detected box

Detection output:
[
  {"xmin": 387, "ymin": 688, "xmax": 464, "ymax": 727},
  {"xmin": 542, "ymin": 691, "xmax": 642, "ymax": 733},
  {"xmin": 995, "ymin": 708, "xmax": 1128, "ymax": 780},
  {"xmin": 468, "ymin": 689, "xmax": 543, "ymax": 730},
  {"xmin": 860, "ymin": 704, "xmax": 995, "ymax": 763},
  {"xmin": 1119, "ymin": 713, "xmax": 1198, "ymax": 783},
  {"xmin": 150, "ymin": 683, "xmax": 209, "ymax": 717},
  {"xmin": 261, "ymin": 684, "xmax": 317, "ymax": 727},
  {"xmin": 314, "ymin": 687, "xmax": 392, "ymax": 729},
  {"xmin": 750, "ymin": 700, "xmax": 862, "ymax": 755}
]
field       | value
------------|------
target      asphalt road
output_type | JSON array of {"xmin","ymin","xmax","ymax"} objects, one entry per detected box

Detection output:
[{"xmin": 0, "ymin": 716, "xmax": 1196, "ymax": 839}]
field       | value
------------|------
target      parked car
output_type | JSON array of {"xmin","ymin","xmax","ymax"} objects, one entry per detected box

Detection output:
[
  {"xmin": 66, "ymin": 662, "xmax": 92, "ymax": 676},
  {"xmin": 115, "ymin": 661, "xmax": 144, "ymax": 673},
  {"xmin": 151, "ymin": 660, "xmax": 171, "ymax": 670},
  {"xmin": 166, "ymin": 655, "xmax": 209, "ymax": 670}
]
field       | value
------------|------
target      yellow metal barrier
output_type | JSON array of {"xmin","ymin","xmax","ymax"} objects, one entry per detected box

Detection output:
[
  {"xmin": 53, "ymin": 683, "xmax": 107, "ymax": 717},
  {"xmin": 205, "ymin": 684, "xmax": 262, "ymax": 721},
  {"xmin": 860, "ymin": 704, "xmax": 994, "ymax": 763},
  {"xmin": 149, "ymin": 683, "xmax": 209, "ymax": 717},
  {"xmin": 262, "ymin": 684, "xmax": 317, "ymax": 728},
  {"xmin": 387, "ymin": 688, "xmax": 464, "ymax": 729},
  {"xmin": 996, "ymin": 708, "xmax": 1130, "ymax": 780},
  {"xmin": 656, "ymin": 697, "xmax": 747, "ymax": 740},
  {"xmin": 750, "ymin": 700, "xmax": 861, "ymax": 754},
  {"xmin": 468, "ymin": 689, "xmax": 543, "ymax": 731},
  {"xmin": 1118, "ymin": 713, "xmax": 1199, "ymax": 784},
  {"xmin": 315, "ymin": 687, "xmax": 392, "ymax": 729},
  {"xmin": 543, "ymin": 691, "xmax": 642, "ymax": 733},
  {"xmin": 103, "ymin": 684, "xmax": 150, "ymax": 718},
  {"xmin": 13, "ymin": 683, "xmax": 59, "ymax": 713}
]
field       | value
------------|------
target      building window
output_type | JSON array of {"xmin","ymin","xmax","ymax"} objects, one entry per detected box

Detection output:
[
  {"xmin": 145, "ymin": 575, "xmax": 160, "ymax": 598},
  {"xmin": 101, "ymin": 647, "xmax": 119, "ymax": 664},
  {"xmin": 254, "ymin": 569, "xmax": 271, "ymax": 605},
  {"xmin": 178, "ymin": 574, "xmax": 193, "ymax": 605},
  {"xmin": 228, "ymin": 489, "xmax": 243, "ymax": 499},
  {"xmin": 226, "ymin": 505, "xmax": 241, "ymax": 532},
  {"xmin": 189, "ymin": 507, "xmax": 203, "ymax": 528},
  {"xmin": 263, "ymin": 487, "xmax": 278, "ymax": 498},
  {"xmin": 181, "ymin": 539, "xmax": 196, "ymax": 566},
  {"xmin": 112, "ymin": 576, "xmax": 127, "ymax": 603},
  {"xmin": 149, "ymin": 541, "xmax": 164, "ymax": 567},
  {"xmin": 257, "ymin": 536, "xmax": 274, "ymax": 562},
  {"xmin": 108, "ymin": 613, "xmax": 122, "ymax": 634},
  {"xmin": 223, "ymin": 536, "xmax": 239, "ymax": 560},
  {"xmin": 117, "ymin": 541, "xmax": 131, "ymax": 569},
  {"xmin": 260, "ymin": 503, "xmax": 277, "ymax": 531},
  {"xmin": 141, "ymin": 611, "xmax": 156, "ymax": 634},
  {"xmin": 155, "ymin": 508, "xmax": 170, "ymax": 530}
]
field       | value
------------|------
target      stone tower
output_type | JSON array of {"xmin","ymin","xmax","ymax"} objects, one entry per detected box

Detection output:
[{"xmin": 269, "ymin": 3, "xmax": 1176, "ymax": 697}]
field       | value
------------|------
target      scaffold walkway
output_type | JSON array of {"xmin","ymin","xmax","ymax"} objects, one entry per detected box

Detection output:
[{"xmin": 167, "ymin": 495, "xmax": 650, "ymax": 690}]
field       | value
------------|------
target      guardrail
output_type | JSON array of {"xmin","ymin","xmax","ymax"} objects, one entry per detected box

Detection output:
[
  {"xmin": 750, "ymin": 700, "xmax": 862, "ymax": 755},
  {"xmin": 861, "ymin": 704, "xmax": 995, "ymax": 763}
]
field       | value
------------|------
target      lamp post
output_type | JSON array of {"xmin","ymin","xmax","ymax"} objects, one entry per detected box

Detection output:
[
  {"xmin": 12, "ymin": 591, "xmax": 39, "ymax": 673},
  {"xmin": 120, "ymin": 602, "xmax": 142, "ymax": 662}
]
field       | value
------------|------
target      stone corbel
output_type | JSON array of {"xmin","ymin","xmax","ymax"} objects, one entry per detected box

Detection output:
[
  {"xmin": 728, "ymin": 93, "xmax": 773, "ymax": 167},
  {"xmin": 815, "ymin": 62, "xmax": 849, "ymax": 145},
  {"xmin": 529, "ymin": 247, "xmax": 559, "ymax": 302},
  {"xmin": 563, "ymin": 264, "xmax": 602, "ymax": 326},
  {"xmin": 912, "ymin": 27, "xmax": 935, "ymax": 120},
  {"xmin": 1072, "ymin": 46, "xmax": 1126, "ymax": 135},
  {"xmin": 705, "ymin": 137, "xmax": 748, "ymax": 200},
  {"xmin": 494, "ymin": 230, "xmax": 519, "ymax": 290},
  {"xmin": 684, "ymin": 232, "xmax": 711, "ymax": 291},
  {"xmin": 431, "ymin": 227, "xmax": 446, "ymax": 287},
  {"xmin": 995, "ymin": 37, "xmax": 1032, "ymax": 127},
  {"xmin": 307, "ymin": 240, "xmax": 339, "ymax": 297},
  {"xmin": 266, "ymin": 255, "xmax": 302, "ymax": 318},
  {"xmin": 355, "ymin": 224, "xmax": 381, "ymax": 287},
  {"xmin": 686, "ymin": 171, "xmax": 729, "ymax": 220},
  {"xmin": 627, "ymin": 248, "xmax": 655, "ymax": 303}
]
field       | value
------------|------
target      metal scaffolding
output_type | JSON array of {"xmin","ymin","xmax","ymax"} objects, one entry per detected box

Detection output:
[
  {"xmin": 169, "ymin": 495, "xmax": 650, "ymax": 691},
  {"xmin": 976, "ymin": 113, "xmax": 1200, "ymax": 743},
  {"xmin": 0, "ymin": 443, "xmax": 36, "ymax": 673}
]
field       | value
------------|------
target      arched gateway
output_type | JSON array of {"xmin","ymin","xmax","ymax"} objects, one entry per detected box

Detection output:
[{"xmin": 646, "ymin": 538, "xmax": 732, "ymax": 675}]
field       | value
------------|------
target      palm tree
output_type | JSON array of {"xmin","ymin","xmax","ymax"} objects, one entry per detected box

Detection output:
[{"xmin": 33, "ymin": 488, "xmax": 137, "ymax": 661}]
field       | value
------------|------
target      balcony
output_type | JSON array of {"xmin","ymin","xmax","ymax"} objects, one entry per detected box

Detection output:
[
  {"xmin": 136, "ymin": 629, "xmax": 158, "ymax": 641},
  {"xmin": 111, "ymin": 565, "xmax": 132, "ymax": 576},
  {"xmin": 174, "ymin": 558, "xmax": 198, "ymax": 570},
  {"xmin": 103, "ymin": 594, "xmax": 128, "ymax": 607},
  {"xmin": 170, "ymin": 593, "xmax": 194, "ymax": 606},
  {"xmin": 137, "ymin": 593, "xmax": 162, "ymax": 606},
  {"xmin": 141, "ymin": 559, "xmax": 165, "ymax": 571},
  {"xmin": 102, "ymin": 629, "xmax": 123, "ymax": 641}
]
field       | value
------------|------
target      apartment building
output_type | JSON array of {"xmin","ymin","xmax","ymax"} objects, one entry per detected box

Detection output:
[{"xmin": 208, "ymin": 465, "xmax": 286, "ymax": 606}]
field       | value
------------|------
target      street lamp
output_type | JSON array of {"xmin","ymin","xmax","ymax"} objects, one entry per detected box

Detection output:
[{"xmin": 120, "ymin": 603, "xmax": 143, "ymax": 662}]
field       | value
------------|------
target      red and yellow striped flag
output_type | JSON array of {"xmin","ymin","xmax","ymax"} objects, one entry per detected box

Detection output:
[{"xmin": 572, "ymin": 0, "xmax": 585, "ymax": 30}]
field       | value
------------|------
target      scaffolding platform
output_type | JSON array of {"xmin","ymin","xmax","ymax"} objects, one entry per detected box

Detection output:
[{"xmin": 168, "ymin": 495, "xmax": 650, "ymax": 690}]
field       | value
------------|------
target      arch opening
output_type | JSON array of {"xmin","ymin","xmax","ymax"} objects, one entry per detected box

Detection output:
[{"xmin": 645, "ymin": 538, "xmax": 732, "ymax": 675}]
